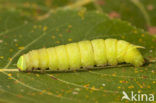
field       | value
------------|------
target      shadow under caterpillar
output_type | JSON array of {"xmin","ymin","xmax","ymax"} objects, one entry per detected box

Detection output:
[{"xmin": 17, "ymin": 38, "xmax": 144, "ymax": 72}]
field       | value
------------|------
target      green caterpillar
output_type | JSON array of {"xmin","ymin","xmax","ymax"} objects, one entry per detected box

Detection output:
[{"xmin": 17, "ymin": 39, "xmax": 144, "ymax": 71}]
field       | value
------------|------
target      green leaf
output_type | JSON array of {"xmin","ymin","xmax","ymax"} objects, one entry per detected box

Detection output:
[
  {"xmin": 0, "ymin": 9, "xmax": 155, "ymax": 103},
  {"xmin": 0, "ymin": 0, "xmax": 79, "ymax": 20}
]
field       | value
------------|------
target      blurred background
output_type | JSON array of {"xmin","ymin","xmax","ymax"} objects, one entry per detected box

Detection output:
[{"xmin": 0, "ymin": 0, "xmax": 155, "ymax": 34}]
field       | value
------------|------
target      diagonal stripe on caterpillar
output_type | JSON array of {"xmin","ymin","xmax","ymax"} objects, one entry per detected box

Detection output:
[{"xmin": 17, "ymin": 38, "xmax": 144, "ymax": 71}]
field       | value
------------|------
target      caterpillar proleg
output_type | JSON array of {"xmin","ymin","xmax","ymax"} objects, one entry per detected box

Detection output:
[{"xmin": 17, "ymin": 39, "xmax": 144, "ymax": 71}]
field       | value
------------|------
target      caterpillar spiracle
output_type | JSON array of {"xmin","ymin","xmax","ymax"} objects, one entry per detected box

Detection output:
[{"xmin": 17, "ymin": 39, "xmax": 144, "ymax": 71}]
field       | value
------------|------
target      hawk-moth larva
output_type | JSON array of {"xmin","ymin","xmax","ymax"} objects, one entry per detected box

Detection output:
[{"xmin": 17, "ymin": 39, "xmax": 144, "ymax": 71}]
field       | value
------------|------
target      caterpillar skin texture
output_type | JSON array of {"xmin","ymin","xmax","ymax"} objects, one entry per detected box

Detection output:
[{"xmin": 17, "ymin": 39, "xmax": 144, "ymax": 71}]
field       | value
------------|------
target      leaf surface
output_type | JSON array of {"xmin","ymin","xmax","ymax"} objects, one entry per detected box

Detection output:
[{"xmin": 0, "ymin": 2, "xmax": 155, "ymax": 103}]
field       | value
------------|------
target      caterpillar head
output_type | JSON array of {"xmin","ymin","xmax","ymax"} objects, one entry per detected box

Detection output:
[{"xmin": 17, "ymin": 56, "xmax": 27, "ymax": 71}]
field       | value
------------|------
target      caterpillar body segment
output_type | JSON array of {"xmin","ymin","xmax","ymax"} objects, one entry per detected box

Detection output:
[
  {"xmin": 66, "ymin": 43, "xmax": 81, "ymax": 70},
  {"xmin": 38, "ymin": 48, "xmax": 49, "ymax": 69},
  {"xmin": 105, "ymin": 39, "xmax": 118, "ymax": 66},
  {"xmin": 124, "ymin": 44, "xmax": 144, "ymax": 67},
  {"xmin": 78, "ymin": 41, "xmax": 95, "ymax": 67},
  {"xmin": 116, "ymin": 40, "xmax": 130, "ymax": 63},
  {"xmin": 17, "ymin": 39, "xmax": 144, "ymax": 71},
  {"xmin": 29, "ymin": 50, "xmax": 39, "ymax": 69},
  {"xmin": 91, "ymin": 39, "xmax": 107, "ymax": 66},
  {"xmin": 55, "ymin": 45, "xmax": 69, "ymax": 70},
  {"xmin": 47, "ymin": 47, "xmax": 58, "ymax": 70}
]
